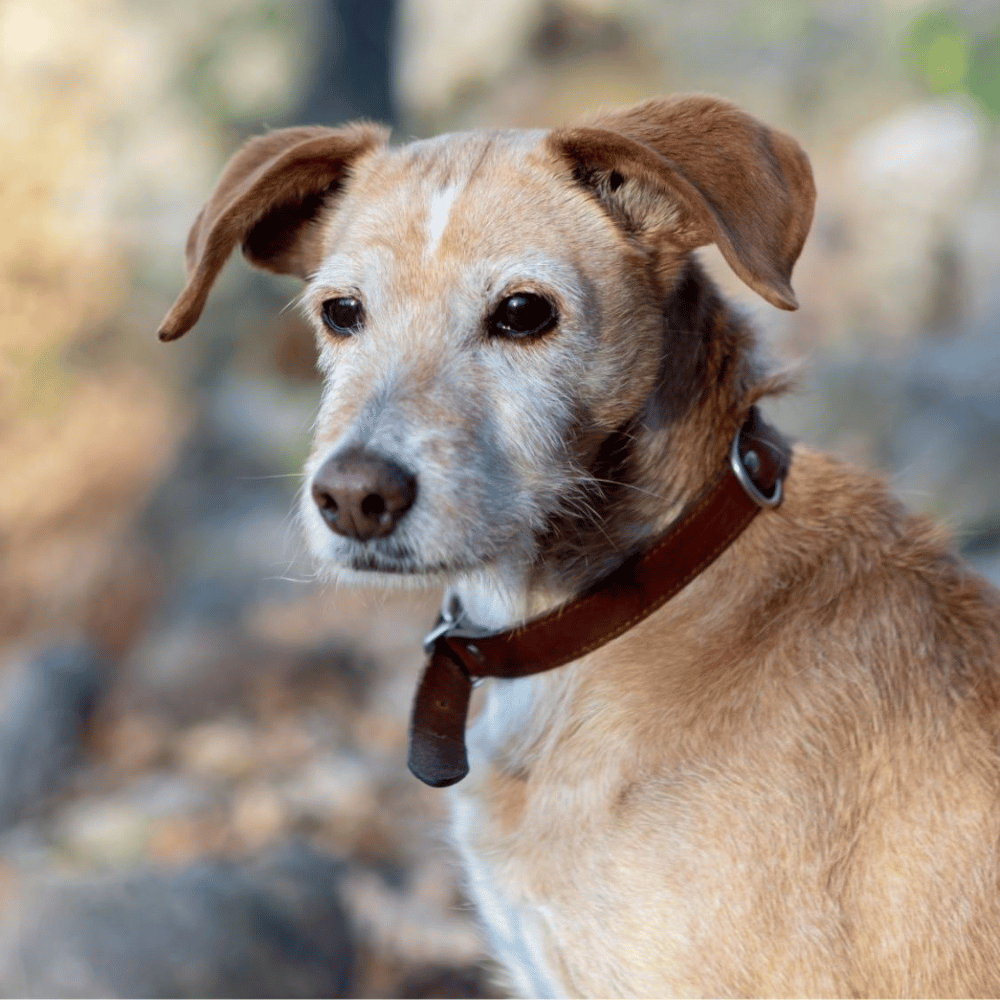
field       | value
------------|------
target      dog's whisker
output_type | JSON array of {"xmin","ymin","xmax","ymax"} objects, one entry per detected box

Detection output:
[
  {"xmin": 589, "ymin": 477, "xmax": 669, "ymax": 502},
  {"xmin": 237, "ymin": 473, "xmax": 306, "ymax": 481},
  {"xmin": 553, "ymin": 492, "xmax": 619, "ymax": 551},
  {"xmin": 281, "ymin": 287, "xmax": 309, "ymax": 314}
]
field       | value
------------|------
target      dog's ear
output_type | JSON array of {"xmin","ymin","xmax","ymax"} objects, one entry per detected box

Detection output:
[
  {"xmin": 548, "ymin": 95, "xmax": 815, "ymax": 310},
  {"xmin": 158, "ymin": 122, "xmax": 388, "ymax": 342}
]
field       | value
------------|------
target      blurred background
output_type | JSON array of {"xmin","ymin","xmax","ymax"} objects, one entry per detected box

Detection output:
[{"xmin": 1, "ymin": 0, "xmax": 998, "ymax": 995}]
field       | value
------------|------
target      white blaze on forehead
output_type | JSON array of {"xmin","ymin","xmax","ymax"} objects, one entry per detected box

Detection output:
[{"xmin": 424, "ymin": 181, "xmax": 462, "ymax": 259}]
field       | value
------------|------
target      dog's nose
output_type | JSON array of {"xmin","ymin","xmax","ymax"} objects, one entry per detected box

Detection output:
[{"xmin": 311, "ymin": 447, "xmax": 417, "ymax": 541}]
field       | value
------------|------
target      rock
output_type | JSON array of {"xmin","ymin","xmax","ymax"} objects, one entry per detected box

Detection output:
[
  {"xmin": 0, "ymin": 841, "xmax": 353, "ymax": 998},
  {"xmin": 847, "ymin": 101, "xmax": 983, "ymax": 215},
  {"xmin": 842, "ymin": 100, "xmax": 985, "ymax": 338},
  {"xmin": 0, "ymin": 643, "xmax": 103, "ymax": 831},
  {"xmin": 283, "ymin": 752, "xmax": 375, "ymax": 822},
  {"xmin": 230, "ymin": 783, "xmax": 288, "ymax": 850},
  {"xmin": 54, "ymin": 774, "xmax": 218, "ymax": 866},
  {"xmin": 57, "ymin": 798, "xmax": 150, "ymax": 866},
  {"xmin": 394, "ymin": 965, "xmax": 502, "ymax": 999},
  {"xmin": 121, "ymin": 623, "xmax": 247, "ymax": 722},
  {"xmin": 176, "ymin": 719, "xmax": 259, "ymax": 780},
  {"xmin": 969, "ymin": 549, "xmax": 1000, "ymax": 589},
  {"xmin": 765, "ymin": 307, "xmax": 1000, "ymax": 544},
  {"xmin": 397, "ymin": 0, "xmax": 543, "ymax": 117}
]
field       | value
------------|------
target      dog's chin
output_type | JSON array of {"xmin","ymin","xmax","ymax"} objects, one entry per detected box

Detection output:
[{"xmin": 313, "ymin": 544, "xmax": 485, "ymax": 590}]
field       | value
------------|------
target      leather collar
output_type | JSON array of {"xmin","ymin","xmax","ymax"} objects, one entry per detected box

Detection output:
[{"xmin": 408, "ymin": 407, "xmax": 791, "ymax": 787}]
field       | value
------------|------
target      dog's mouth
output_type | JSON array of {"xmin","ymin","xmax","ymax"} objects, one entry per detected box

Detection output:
[
  {"xmin": 348, "ymin": 551, "xmax": 445, "ymax": 576},
  {"xmin": 341, "ymin": 540, "xmax": 481, "ymax": 578}
]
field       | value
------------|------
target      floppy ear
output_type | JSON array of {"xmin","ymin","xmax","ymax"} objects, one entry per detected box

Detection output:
[
  {"xmin": 547, "ymin": 95, "xmax": 815, "ymax": 310},
  {"xmin": 158, "ymin": 122, "xmax": 388, "ymax": 342}
]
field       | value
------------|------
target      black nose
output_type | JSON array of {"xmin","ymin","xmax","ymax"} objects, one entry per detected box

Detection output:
[{"xmin": 311, "ymin": 447, "xmax": 417, "ymax": 541}]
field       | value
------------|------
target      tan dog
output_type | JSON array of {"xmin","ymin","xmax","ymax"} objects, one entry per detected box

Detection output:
[{"xmin": 160, "ymin": 96, "xmax": 1000, "ymax": 998}]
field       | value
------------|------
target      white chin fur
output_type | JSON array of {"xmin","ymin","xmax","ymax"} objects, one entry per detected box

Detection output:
[
  {"xmin": 449, "ymin": 569, "xmax": 533, "ymax": 631},
  {"xmin": 321, "ymin": 563, "xmax": 442, "ymax": 590}
]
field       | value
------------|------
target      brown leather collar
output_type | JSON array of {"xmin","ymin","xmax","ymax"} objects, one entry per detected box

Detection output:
[{"xmin": 408, "ymin": 407, "xmax": 791, "ymax": 787}]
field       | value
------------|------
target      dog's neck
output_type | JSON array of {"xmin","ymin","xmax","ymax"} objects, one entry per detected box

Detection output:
[
  {"xmin": 448, "ymin": 569, "xmax": 558, "ymax": 632},
  {"xmin": 451, "ymin": 261, "xmax": 772, "ymax": 634}
]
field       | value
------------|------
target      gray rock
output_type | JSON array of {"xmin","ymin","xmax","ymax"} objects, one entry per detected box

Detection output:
[
  {"xmin": 0, "ymin": 643, "xmax": 103, "ymax": 830},
  {"xmin": 0, "ymin": 841, "xmax": 353, "ymax": 998},
  {"xmin": 394, "ymin": 964, "xmax": 502, "ymax": 999},
  {"xmin": 765, "ymin": 309, "xmax": 1000, "ymax": 549},
  {"xmin": 844, "ymin": 102, "xmax": 985, "ymax": 339},
  {"xmin": 969, "ymin": 548, "xmax": 1000, "ymax": 589}
]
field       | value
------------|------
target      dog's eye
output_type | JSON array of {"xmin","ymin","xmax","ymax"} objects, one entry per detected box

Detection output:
[
  {"xmin": 488, "ymin": 293, "xmax": 558, "ymax": 340},
  {"xmin": 321, "ymin": 297, "xmax": 364, "ymax": 336}
]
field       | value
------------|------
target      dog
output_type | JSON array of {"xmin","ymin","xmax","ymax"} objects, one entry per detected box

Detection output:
[{"xmin": 159, "ymin": 95, "xmax": 1000, "ymax": 997}]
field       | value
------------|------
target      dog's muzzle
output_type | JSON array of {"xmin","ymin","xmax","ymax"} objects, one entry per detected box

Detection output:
[{"xmin": 312, "ymin": 446, "xmax": 417, "ymax": 541}]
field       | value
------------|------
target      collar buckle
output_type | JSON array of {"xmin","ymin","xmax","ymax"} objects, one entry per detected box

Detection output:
[
  {"xmin": 730, "ymin": 423, "xmax": 783, "ymax": 508},
  {"xmin": 423, "ymin": 593, "xmax": 506, "ymax": 653},
  {"xmin": 422, "ymin": 594, "xmax": 462, "ymax": 652}
]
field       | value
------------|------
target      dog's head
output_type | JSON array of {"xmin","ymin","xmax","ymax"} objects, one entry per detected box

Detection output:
[{"xmin": 159, "ymin": 96, "xmax": 814, "ymax": 591}]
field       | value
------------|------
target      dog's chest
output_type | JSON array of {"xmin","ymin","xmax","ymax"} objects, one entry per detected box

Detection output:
[
  {"xmin": 450, "ymin": 676, "xmax": 568, "ymax": 997},
  {"xmin": 451, "ymin": 793, "xmax": 567, "ymax": 997},
  {"xmin": 447, "ymin": 674, "xmax": 692, "ymax": 998},
  {"xmin": 444, "ymin": 669, "xmax": 778, "ymax": 998}
]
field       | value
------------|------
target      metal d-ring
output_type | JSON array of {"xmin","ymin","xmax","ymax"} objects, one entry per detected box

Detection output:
[
  {"xmin": 422, "ymin": 600, "xmax": 459, "ymax": 652},
  {"xmin": 730, "ymin": 429, "xmax": 783, "ymax": 508},
  {"xmin": 421, "ymin": 595, "xmax": 495, "ymax": 687}
]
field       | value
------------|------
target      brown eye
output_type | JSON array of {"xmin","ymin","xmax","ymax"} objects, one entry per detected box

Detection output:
[
  {"xmin": 321, "ymin": 297, "xmax": 364, "ymax": 336},
  {"xmin": 488, "ymin": 293, "xmax": 558, "ymax": 340}
]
